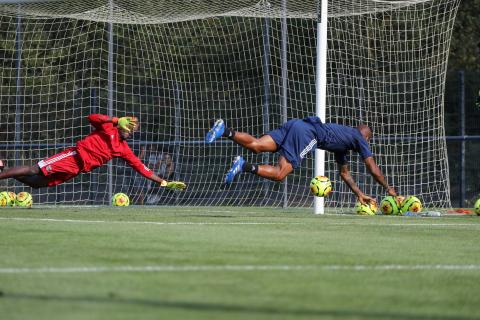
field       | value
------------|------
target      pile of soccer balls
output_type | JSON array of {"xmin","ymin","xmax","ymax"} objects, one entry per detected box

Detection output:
[
  {"xmin": 309, "ymin": 176, "xmax": 423, "ymax": 215},
  {"xmin": 0, "ymin": 191, "xmax": 33, "ymax": 208},
  {"xmin": 0, "ymin": 191, "xmax": 131, "ymax": 207}
]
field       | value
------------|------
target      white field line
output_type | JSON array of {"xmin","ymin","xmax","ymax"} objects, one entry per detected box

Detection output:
[
  {"xmin": 31, "ymin": 206, "xmax": 289, "ymax": 215},
  {"xmin": 0, "ymin": 216, "xmax": 479, "ymax": 227},
  {"xmin": 1, "ymin": 264, "xmax": 480, "ymax": 274},
  {"xmin": 0, "ymin": 217, "xmax": 479, "ymax": 227},
  {"xmin": 0, "ymin": 217, "xmax": 303, "ymax": 225}
]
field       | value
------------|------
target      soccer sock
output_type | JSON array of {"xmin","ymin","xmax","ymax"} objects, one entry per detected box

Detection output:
[
  {"xmin": 243, "ymin": 162, "xmax": 258, "ymax": 174},
  {"xmin": 222, "ymin": 127, "xmax": 235, "ymax": 139}
]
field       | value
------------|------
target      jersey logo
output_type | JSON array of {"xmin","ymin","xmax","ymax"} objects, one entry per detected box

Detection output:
[{"xmin": 300, "ymin": 139, "xmax": 317, "ymax": 159}]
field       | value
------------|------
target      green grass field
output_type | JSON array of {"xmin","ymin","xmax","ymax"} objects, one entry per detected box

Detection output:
[{"xmin": 0, "ymin": 207, "xmax": 479, "ymax": 320}]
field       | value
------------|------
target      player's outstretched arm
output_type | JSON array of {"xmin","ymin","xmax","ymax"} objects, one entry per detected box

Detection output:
[
  {"xmin": 88, "ymin": 114, "xmax": 138, "ymax": 132},
  {"xmin": 363, "ymin": 157, "xmax": 397, "ymax": 197},
  {"xmin": 338, "ymin": 163, "xmax": 375, "ymax": 205},
  {"xmin": 149, "ymin": 173, "xmax": 187, "ymax": 191},
  {"xmin": 117, "ymin": 116, "xmax": 138, "ymax": 132}
]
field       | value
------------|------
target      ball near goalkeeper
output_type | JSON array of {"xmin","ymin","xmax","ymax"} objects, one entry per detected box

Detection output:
[{"xmin": 0, "ymin": 114, "xmax": 186, "ymax": 192}]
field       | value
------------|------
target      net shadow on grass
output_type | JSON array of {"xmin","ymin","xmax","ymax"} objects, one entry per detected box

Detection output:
[{"xmin": 0, "ymin": 292, "xmax": 475, "ymax": 320}]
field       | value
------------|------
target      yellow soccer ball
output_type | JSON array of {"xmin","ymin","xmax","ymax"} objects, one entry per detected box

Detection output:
[
  {"xmin": 355, "ymin": 201, "xmax": 378, "ymax": 216},
  {"xmin": 112, "ymin": 193, "xmax": 130, "ymax": 206},
  {"xmin": 400, "ymin": 196, "xmax": 422, "ymax": 214},
  {"xmin": 309, "ymin": 176, "xmax": 332, "ymax": 197},
  {"xmin": 474, "ymin": 198, "xmax": 480, "ymax": 216},
  {"xmin": 380, "ymin": 196, "xmax": 400, "ymax": 215},
  {"xmin": 16, "ymin": 192, "xmax": 32, "ymax": 208},
  {"xmin": 0, "ymin": 191, "xmax": 16, "ymax": 207}
]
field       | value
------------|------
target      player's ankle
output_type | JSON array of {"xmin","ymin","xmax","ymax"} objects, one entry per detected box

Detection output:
[
  {"xmin": 222, "ymin": 128, "xmax": 235, "ymax": 139},
  {"xmin": 243, "ymin": 162, "xmax": 258, "ymax": 174}
]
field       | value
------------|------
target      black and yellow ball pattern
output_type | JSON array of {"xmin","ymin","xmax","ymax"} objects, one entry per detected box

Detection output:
[
  {"xmin": 380, "ymin": 196, "xmax": 400, "ymax": 215},
  {"xmin": 309, "ymin": 176, "xmax": 332, "ymax": 197},
  {"xmin": 0, "ymin": 191, "xmax": 16, "ymax": 207},
  {"xmin": 355, "ymin": 201, "xmax": 378, "ymax": 215},
  {"xmin": 16, "ymin": 192, "xmax": 32, "ymax": 207},
  {"xmin": 400, "ymin": 196, "xmax": 422, "ymax": 214}
]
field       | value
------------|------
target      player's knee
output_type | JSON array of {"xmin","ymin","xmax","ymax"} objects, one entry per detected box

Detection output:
[
  {"xmin": 249, "ymin": 141, "xmax": 263, "ymax": 154},
  {"xmin": 28, "ymin": 165, "xmax": 40, "ymax": 175},
  {"xmin": 272, "ymin": 170, "xmax": 289, "ymax": 181}
]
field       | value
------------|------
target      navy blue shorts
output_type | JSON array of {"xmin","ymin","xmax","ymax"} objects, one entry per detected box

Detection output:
[{"xmin": 266, "ymin": 119, "xmax": 317, "ymax": 168}]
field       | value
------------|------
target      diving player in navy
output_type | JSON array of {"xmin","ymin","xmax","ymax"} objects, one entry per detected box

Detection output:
[{"xmin": 205, "ymin": 117, "xmax": 397, "ymax": 205}]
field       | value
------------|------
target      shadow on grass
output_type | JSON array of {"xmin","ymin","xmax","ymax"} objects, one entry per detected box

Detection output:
[{"xmin": 0, "ymin": 291, "xmax": 475, "ymax": 320}]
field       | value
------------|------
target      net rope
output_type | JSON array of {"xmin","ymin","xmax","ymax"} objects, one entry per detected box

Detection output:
[{"xmin": 0, "ymin": 0, "xmax": 460, "ymax": 207}]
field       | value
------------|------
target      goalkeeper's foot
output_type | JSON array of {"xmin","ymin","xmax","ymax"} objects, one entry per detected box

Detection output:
[
  {"xmin": 205, "ymin": 119, "xmax": 225, "ymax": 144},
  {"xmin": 225, "ymin": 156, "xmax": 245, "ymax": 184},
  {"xmin": 0, "ymin": 160, "xmax": 4, "ymax": 172}
]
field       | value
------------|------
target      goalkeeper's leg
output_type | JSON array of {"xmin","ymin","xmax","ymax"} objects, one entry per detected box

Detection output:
[{"xmin": 0, "ymin": 163, "xmax": 49, "ymax": 188}]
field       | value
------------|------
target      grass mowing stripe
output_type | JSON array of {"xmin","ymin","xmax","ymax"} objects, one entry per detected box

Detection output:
[{"xmin": 1, "ymin": 264, "xmax": 480, "ymax": 274}]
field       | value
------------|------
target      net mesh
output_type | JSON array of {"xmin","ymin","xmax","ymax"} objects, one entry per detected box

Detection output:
[{"xmin": 0, "ymin": 0, "xmax": 460, "ymax": 207}]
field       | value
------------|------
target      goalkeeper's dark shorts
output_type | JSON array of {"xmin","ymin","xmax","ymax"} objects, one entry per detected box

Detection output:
[
  {"xmin": 266, "ymin": 119, "xmax": 318, "ymax": 169},
  {"xmin": 38, "ymin": 147, "xmax": 82, "ymax": 186}
]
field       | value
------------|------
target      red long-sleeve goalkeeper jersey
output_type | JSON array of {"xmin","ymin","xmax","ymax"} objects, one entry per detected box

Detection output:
[{"xmin": 75, "ymin": 114, "xmax": 153, "ymax": 178}]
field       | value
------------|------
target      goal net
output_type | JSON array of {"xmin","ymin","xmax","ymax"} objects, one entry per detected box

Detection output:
[{"xmin": 0, "ymin": 0, "xmax": 460, "ymax": 208}]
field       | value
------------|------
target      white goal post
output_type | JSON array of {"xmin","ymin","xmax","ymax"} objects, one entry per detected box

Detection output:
[{"xmin": 0, "ymin": 0, "xmax": 460, "ymax": 209}]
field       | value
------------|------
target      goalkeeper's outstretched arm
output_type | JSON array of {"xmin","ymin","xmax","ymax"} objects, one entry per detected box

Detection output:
[
  {"xmin": 148, "ymin": 173, "xmax": 187, "ymax": 191},
  {"xmin": 87, "ymin": 114, "xmax": 138, "ymax": 132}
]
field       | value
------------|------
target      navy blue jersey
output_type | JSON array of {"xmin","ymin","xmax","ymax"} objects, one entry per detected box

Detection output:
[
  {"xmin": 267, "ymin": 117, "xmax": 372, "ymax": 168},
  {"xmin": 304, "ymin": 116, "xmax": 372, "ymax": 165}
]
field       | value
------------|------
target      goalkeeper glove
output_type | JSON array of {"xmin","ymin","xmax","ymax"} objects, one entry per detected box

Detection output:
[
  {"xmin": 117, "ymin": 116, "xmax": 138, "ymax": 133},
  {"xmin": 161, "ymin": 180, "xmax": 187, "ymax": 191}
]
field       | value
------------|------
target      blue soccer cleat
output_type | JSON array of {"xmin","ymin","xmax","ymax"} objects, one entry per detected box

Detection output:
[
  {"xmin": 205, "ymin": 119, "xmax": 225, "ymax": 144},
  {"xmin": 225, "ymin": 156, "xmax": 245, "ymax": 184}
]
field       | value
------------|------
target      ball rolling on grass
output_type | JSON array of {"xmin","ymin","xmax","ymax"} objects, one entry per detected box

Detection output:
[{"xmin": 112, "ymin": 193, "xmax": 130, "ymax": 206}]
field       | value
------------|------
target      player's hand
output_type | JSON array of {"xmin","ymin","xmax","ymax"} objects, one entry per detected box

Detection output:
[
  {"xmin": 358, "ymin": 194, "xmax": 376, "ymax": 206},
  {"xmin": 387, "ymin": 187, "xmax": 397, "ymax": 197},
  {"xmin": 395, "ymin": 195, "xmax": 405, "ymax": 206},
  {"xmin": 118, "ymin": 116, "xmax": 138, "ymax": 132},
  {"xmin": 160, "ymin": 180, "xmax": 187, "ymax": 191}
]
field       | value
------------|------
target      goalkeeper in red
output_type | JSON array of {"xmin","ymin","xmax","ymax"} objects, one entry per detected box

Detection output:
[{"xmin": 0, "ymin": 114, "xmax": 186, "ymax": 191}]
